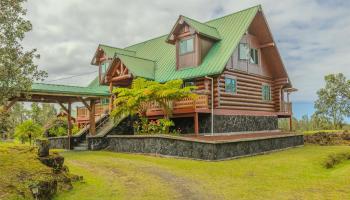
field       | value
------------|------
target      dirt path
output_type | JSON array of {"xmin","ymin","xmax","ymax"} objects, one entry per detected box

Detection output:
[{"xmin": 61, "ymin": 153, "xmax": 217, "ymax": 200}]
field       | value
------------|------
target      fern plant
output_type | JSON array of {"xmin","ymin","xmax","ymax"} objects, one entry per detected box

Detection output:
[{"xmin": 111, "ymin": 78, "xmax": 197, "ymax": 134}]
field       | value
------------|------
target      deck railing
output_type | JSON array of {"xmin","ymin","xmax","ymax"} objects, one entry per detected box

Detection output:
[
  {"xmin": 76, "ymin": 104, "xmax": 109, "ymax": 121},
  {"xmin": 147, "ymin": 94, "xmax": 209, "ymax": 115},
  {"xmin": 281, "ymin": 101, "xmax": 292, "ymax": 114}
]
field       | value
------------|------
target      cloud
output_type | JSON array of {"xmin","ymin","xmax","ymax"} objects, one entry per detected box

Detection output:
[{"xmin": 22, "ymin": 0, "xmax": 350, "ymax": 101}]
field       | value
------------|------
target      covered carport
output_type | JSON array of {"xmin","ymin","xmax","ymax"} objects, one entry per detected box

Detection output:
[{"xmin": 5, "ymin": 83, "xmax": 110, "ymax": 149}]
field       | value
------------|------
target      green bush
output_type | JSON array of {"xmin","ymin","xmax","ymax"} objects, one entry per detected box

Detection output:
[
  {"xmin": 133, "ymin": 117, "xmax": 175, "ymax": 134},
  {"xmin": 14, "ymin": 120, "xmax": 43, "ymax": 145},
  {"xmin": 46, "ymin": 117, "xmax": 80, "ymax": 137},
  {"xmin": 323, "ymin": 152, "xmax": 350, "ymax": 168}
]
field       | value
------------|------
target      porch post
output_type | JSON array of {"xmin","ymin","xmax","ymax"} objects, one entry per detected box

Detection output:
[
  {"xmin": 289, "ymin": 116, "xmax": 293, "ymax": 132},
  {"xmin": 89, "ymin": 99, "xmax": 96, "ymax": 135},
  {"xmin": 67, "ymin": 101, "xmax": 72, "ymax": 149},
  {"xmin": 194, "ymin": 112, "xmax": 199, "ymax": 135},
  {"xmin": 109, "ymin": 82, "xmax": 113, "ymax": 112}
]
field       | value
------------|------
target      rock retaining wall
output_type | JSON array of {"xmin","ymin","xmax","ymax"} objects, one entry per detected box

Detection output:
[{"xmin": 88, "ymin": 134, "xmax": 304, "ymax": 160}]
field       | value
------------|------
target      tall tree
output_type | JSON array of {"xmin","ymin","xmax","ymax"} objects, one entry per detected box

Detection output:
[
  {"xmin": 314, "ymin": 73, "xmax": 350, "ymax": 129},
  {"xmin": 0, "ymin": 0, "xmax": 47, "ymax": 105}
]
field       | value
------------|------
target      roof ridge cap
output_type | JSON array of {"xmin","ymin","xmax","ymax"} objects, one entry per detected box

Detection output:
[
  {"xmin": 124, "ymin": 34, "xmax": 167, "ymax": 49},
  {"xmin": 205, "ymin": 5, "xmax": 261, "ymax": 24},
  {"xmin": 182, "ymin": 15, "xmax": 218, "ymax": 31},
  {"xmin": 99, "ymin": 44, "xmax": 136, "ymax": 52},
  {"xmin": 115, "ymin": 53, "xmax": 156, "ymax": 63}
]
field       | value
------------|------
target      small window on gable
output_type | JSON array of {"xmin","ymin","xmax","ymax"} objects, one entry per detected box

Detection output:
[
  {"xmin": 239, "ymin": 43, "xmax": 249, "ymax": 60},
  {"xmin": 262, "ymin": 84, "xmax": 271, "ymax": 101},
  {"xmin": 179, "ymin": 38, "xmax": 194, "ymax": 55},
  {"xmin": 225, "ymin": 77, "xmax": 237, "ymax": 94},
  {"xmin": 250, "ymin": 48, "xmax": 258, "ymax": 64},
  {"xmin": 101, "ymin": 61, "xmax": 109, "ymax": 75}
]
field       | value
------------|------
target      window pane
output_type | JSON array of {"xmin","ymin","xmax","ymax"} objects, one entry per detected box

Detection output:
[
  {"xmin": 225, "ymin": 78, "xmax": 236, "ymax": 94},
  {"xmin": 179, "ymin": 38, "xmax": 194, "ymax": 55},
  {"xmin": 187, "ymin": 38, "xmax": 194, "ymax": 52},
  {"xmin": 262, "ymin": 85, "xmax": 271, "ymax": 100},
  {"xmin": 239, "ymin": 43, "xmax": 249, "ymax": 60},
  {"xmin": 101, "ymin": 62, "xmax": 109, "ymax": 74},
  {"xmin": 250, "ymin": 49, "xmax": 258, "ymax": 64},
  {"xmin": 180, "ymin": 40, "xmax": 186, "ymax": 54}
]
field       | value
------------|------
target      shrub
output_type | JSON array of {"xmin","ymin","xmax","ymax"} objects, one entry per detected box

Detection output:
[
  {"xmin": 46, "ymin": 118, "xmax": 80, "ymax": 137},
  {"xmin": 323, "ymin": 152, "xmax": 350, "ymax": 169},
  {"xmin": 14, "ymin": 120, "xmax": 43, "ymax": 145},
  {"xmin": 133, "ymin": 117, "xmax": 175, "ymax": 134}
]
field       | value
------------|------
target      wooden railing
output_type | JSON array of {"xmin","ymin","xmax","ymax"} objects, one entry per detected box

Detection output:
[
  {"xmin": 76, "ymin": 104, "xmax": 109, "ymax": 121},
  {"xmin": 281, "ymin": 101, "xmax": 292, "ymax": 114},
  {"xmin": 147, "ymin": 95, "xmax": 209, "ymax": 115}
]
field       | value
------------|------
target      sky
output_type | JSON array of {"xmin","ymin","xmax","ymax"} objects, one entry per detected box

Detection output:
[{"xmin": 22, "ymin": 0, "xmax": 350, "ymax": 119}]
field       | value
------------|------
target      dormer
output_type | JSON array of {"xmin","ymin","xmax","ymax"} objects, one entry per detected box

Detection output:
[
  {"xmin": 91, "ymin": 44, "xmax": 136, "ymax": 84},
  {"xmin": 166, "ymin": 16, "xmax": 221, "ymax": 70}
]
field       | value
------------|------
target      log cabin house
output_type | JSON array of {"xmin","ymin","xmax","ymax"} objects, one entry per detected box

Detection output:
[{"xmin": 75, "ymin": 5, "xmax": 296, "ymax": 135}]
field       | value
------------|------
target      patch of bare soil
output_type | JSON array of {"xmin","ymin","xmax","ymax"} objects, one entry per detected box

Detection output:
[{"xmin": 139, "ymin": 166, "xmax": 218, "ymax": 200}]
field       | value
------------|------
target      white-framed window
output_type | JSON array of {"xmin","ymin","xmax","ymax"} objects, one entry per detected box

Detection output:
[
  {"xmin": 262, "ymin": 84, "xmax": 271, "ymax": 101},
  {"xmin": 250, "ymin": 48, "xmax": 258, "ymax": 64},
  {"xmin": 239, "ymin": 43, "xmax": 250, "ymax": 60},
  {"xmin": 225, "ymin": 77, "xmax": 237, "ymax": 94},
  {"xmin": 179, "ymin": 37, "xmax": 194, "ymax": 55}
]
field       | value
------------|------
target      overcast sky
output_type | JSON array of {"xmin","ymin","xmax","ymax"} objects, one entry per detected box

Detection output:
[{"xmin": 23, "ymin": 0, "xmax": 350, "ymax": 103}]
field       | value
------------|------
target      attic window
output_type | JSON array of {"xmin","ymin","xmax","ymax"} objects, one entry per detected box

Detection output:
[
  {"xmin": 239, "ymin": 43, "xmax": 249, "ymax": 60},
  {"xmin": 179, "ymin": 38, "xmax": 194, "ymax": 55}
]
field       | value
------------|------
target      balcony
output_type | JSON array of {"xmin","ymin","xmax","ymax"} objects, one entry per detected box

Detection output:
[
  {"xmin": 278, "ymin": 101, "xmax": 292, "ymax": 117},
  {"xmin": 146, "ymin": 94, "xmax": 210, "ymax": 117}
]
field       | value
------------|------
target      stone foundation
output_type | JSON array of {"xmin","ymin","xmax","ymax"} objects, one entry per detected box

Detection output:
[{"xmin": 172, "ymin": 114, "xmax": 278, "ymax": 134}]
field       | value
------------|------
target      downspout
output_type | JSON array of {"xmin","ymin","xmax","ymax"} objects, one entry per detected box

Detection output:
[{"xmin": 205, "ymin": 76, "xmax": 214, "ymax": 135}]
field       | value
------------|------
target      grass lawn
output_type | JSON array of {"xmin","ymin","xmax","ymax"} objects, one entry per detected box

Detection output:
[
  {"xmin": 0, "ymin": 141, "xmax": 59, "ymax": 200},
  {"xmin": 53, "ymin": 145, "xmax": 350, "ymax": 200}
]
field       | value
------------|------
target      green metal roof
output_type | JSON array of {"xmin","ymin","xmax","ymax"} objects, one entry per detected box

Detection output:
[
  {"xmin": 180, "ymin": 15, "xmax": 221, "ymax": 40},
  {"xmin": 115, "ymin": 53, "xmax": 155, "ymax": 79},
  {"xmin": 31, "ymin": 82, "xmax": 110, "ymax": 97},
  {"xmin": 91, "ymin": 44, "xmax": 136, "ymax": 64},
  {"xmin": 92, "ymin": 5, "xmax": 260, "ymax": 82},
  {"xmin": 122, "ymin": 5, "xmax": 260, "ymax": 82}
]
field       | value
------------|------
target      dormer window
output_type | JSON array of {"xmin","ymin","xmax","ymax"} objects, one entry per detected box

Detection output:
[{"xmin": 179, "ymin": 37, "xmax": 194, "ymax": 55}]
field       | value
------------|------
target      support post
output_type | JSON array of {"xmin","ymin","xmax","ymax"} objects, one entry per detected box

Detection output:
[
  {"xmin": 67, "ymin": 102, "xmax": 72, "ymax": 150},
  {"xmin": 109, "ymin": 82, "xmax": 113, "ymax": 112},
  {"xmin": 194, "ymin": 112, "xmax": 199, "ymax": 136},
  {"xmin": 289, "ymin": 116, "xmax": 293, "ymax": 132},
  {"xmin": 89, "ymin": 99, "xmax": 96, "ymax": 135}
]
